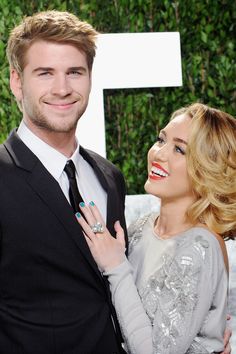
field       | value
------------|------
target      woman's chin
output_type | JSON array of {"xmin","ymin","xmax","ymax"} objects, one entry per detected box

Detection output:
[{"xmin": 144, "ymin": 181, "xmax": 159, "ymax": 198}]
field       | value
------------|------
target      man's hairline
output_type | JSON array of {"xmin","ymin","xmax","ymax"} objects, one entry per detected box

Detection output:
[{"xmin": 11, "ymin": 38, "xmax": 93, "ymax": 76}]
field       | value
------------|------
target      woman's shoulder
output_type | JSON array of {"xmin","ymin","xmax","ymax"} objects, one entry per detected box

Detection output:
[
  {"xmin": 178, "ymin": 226, "xmax": 228, "ymax": 273},
  {"xmin": 181, "ymin": 226, "xmax": 222, "ymax": 248}
]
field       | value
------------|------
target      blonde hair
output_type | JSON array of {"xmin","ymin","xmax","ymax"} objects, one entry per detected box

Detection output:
[
  {"xmin": 172, "ymin": 103, "xmax": 236, "ymax": 239},
  {"xmin": 6, "ymin": 10, "xmax": 98, "ymax": 73}
]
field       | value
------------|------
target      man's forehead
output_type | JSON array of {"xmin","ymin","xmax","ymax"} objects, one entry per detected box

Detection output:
[{"xmin": 23, "ymin": 40, "xmax": 88, "ymax": 69}]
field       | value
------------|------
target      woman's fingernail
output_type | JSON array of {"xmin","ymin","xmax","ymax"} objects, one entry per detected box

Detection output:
[
  {"xmin": 89, "ymin": 201, "xmax": 95, "ymax": 206},
  {"xmin": 79, "ymin": 202, "xmax": 85, "ymax": 207},
  {"xmin": 76, "ymin": 212, "xmax": 81, "ymax": 218}
]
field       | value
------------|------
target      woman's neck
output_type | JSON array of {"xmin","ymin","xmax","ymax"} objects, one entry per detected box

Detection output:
[{"xmin": 154, "ymin": 199, "xmax": 195, "ymax": 239}]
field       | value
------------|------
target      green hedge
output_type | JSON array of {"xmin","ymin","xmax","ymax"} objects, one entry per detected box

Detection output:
[{"xmin": 0, "ymin": 0, "xmax": 235, "ymax": 193}]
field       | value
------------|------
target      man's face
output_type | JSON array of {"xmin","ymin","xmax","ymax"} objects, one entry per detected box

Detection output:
[{"xmin": 10, "ymin": 40, "xmax": 91, "ymax": 135}]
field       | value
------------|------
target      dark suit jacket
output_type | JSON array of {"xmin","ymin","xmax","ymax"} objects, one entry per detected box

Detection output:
[{"xmin": 0, "ymin": 130, "xmax": 128, "ymax": 354}]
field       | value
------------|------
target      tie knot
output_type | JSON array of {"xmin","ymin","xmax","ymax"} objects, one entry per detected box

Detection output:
[{"xmin": 64, "ymin": 160, "xmax": 76, "ymax": 179}]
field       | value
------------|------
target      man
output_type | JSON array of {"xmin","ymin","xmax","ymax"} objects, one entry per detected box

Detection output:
[{"xmin": 0, "ymin": 10, "xmax": 127, "ymax": 353}]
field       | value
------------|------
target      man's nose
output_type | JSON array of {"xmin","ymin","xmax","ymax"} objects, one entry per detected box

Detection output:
[{"xmin": 51, "ymin": 75, "xmax": 73, "ymax": 96}]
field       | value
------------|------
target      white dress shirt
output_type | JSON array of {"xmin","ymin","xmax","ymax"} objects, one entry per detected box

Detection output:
[{"xmin": 17, "ymin": 121, "xmax": 107, "ymax": 221}]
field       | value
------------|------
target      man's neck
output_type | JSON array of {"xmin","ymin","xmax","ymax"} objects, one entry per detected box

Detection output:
[{"xmin": 23, "ymin": 121, "xmax": 77, "ymax": 158}]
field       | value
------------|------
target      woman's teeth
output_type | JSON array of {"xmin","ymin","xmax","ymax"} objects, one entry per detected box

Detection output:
[{"xmin": 151, "ymin": 167, "xmax": 168, "ymax": 177}]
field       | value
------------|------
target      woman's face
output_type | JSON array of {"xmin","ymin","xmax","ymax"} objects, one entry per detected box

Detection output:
[{"xmin": 145, "ymin": 113, "xmax": 195, "ymax": 205}]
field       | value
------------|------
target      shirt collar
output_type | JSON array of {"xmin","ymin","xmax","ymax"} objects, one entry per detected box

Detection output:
[{"xmin": 17, "ymin": 120, "xmax": 80, "ymax": 181}]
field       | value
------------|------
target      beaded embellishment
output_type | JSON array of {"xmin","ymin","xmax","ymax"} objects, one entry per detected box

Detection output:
[
  {"xmin": 141, "ymin": 235, "xmax": 209, "ymax": 353},
  {"xmin": 129, "ymin": 216, "xmax": 211, "ymax": 353},
  {"xmin": 128, "ymin": 214, "xmax": 150, "ymax": 253}
]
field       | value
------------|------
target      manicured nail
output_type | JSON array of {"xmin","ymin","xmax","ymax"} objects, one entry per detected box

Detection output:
[
  {"xmin": 89, "ymin": 201, "xmax": 95, "ymax": 206},
  {"xmin": 76, "ymin": 212, "xmax": 81, "ymax": 218},
  {"xmin": 79, "ymin": 202, "xmax": 85, "ymax": 207}
]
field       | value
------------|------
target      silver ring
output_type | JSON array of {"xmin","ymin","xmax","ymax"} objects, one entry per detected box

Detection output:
[{"xmin": 91, "ymin": 221, "xmax": 104, "ymax": 234}]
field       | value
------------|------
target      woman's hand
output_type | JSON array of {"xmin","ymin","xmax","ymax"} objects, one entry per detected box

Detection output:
[
  {"xmin": 221, "ymin": 315, "xmax": 232, "ymax": 354},
  {"xmin": 76, "ymin": 201, "xmax": 126, "ymax": 272}
]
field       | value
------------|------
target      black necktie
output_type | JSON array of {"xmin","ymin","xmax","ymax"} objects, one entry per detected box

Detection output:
[{"xmin": 64, "ymin": 160, "xmax": 84, "ymax": 214}]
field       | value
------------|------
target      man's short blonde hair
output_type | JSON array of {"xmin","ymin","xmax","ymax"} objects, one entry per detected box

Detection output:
[{"xmin": 7, "ymin": 10, "xmax": 98, "ymax": 73}]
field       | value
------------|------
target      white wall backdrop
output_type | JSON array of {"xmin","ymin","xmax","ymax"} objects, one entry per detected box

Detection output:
[{"xmin": 77, "ymin": 32, "xmax": 182, "ymax": 156}]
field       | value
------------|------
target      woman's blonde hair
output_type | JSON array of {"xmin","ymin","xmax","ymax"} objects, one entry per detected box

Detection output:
[
  {"xmin": 171, "ymin": 103, "xmax": 236, "ymax": 239},
  {"xmin": 6, "ymin": 10, "xmax": 98, "ymax": 74}
]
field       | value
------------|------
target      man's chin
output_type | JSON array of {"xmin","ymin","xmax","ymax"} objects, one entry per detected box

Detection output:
[{"xmin": 35, "ymin": 121, "xmax": 77, "ymax": 134}]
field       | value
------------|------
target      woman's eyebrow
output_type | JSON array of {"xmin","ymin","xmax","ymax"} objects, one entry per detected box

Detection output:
[
  {"xmin": 160, "ymin": 130, "xmax": 187, "ymax": 145},
  {"xmin": 173, "ymin": 137, "xmax": 188, "ymax": 145}
]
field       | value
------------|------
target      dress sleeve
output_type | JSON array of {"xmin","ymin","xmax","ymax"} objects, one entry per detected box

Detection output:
[{"xmin": 104, "ymin": 259, "xmax": 154, "ymax": 354}]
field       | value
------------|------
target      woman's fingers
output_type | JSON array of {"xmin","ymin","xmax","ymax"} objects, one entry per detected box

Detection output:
[
  {"xmin": 76, "ymin": 204, "xmax": 126, "ymax": 272},
  {"xmin": 84, "ymin": 233, "xmax": 93, "ymax": 248},
  {"xmin": 79, "ymin": 201, "xmax": 106, "ymax": 232},
  {"xmin": 223, "ymin": 326, "xmax": 232, "ymax": 354},
  {"xmin": 76, "ymin": 201, "xmax": 108, "ymax": 241},
  {"xmin": 79, "ymin": 202, "xmax": 97, "ymax": 228},
  {"xmin": 76, "ymin": 212, "xmax": 97, "ymax": 241},
  {"xmin": 88, "ymin": 201, "xmax": 106, "ymax": 228},
  {"xmin": 114, "ymin": 220, "xmax": 125, "ymax": 248}
]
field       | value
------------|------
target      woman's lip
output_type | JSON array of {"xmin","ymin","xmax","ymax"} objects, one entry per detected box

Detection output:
[
  {"xmin": 151, "ymin": 162, "xmax": 169, "ymax": 175},
  {"xmin": 149, "ymin": 172, "xmax": 166, "ymax": 180}
]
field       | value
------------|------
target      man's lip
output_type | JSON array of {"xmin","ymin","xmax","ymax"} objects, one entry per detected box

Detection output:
[
  {"xmin": 44, "ymin": 101, "xmax": 77, "ymax": 106},
  {"xmin": 43, "ymin": 101, "xmax": 77, "ymax": 110},
  {"xmin": 151, "ymin": 162, "xmax": 169, "ymax": 175}
]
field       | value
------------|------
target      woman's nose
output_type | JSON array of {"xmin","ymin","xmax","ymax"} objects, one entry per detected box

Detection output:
[{"xmin": 154, "ymin": 144, "xmax": 168, "ymax": 161}]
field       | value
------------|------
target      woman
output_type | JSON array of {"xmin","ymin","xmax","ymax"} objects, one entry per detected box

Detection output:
[{"xmin": 76, "ymin": 103, "xmax": 236, "ymax": 353}]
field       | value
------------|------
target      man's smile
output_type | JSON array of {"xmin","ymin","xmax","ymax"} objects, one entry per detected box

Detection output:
[{"xmin": 43, "ymin": 100, "xmax": 78, "ymax": 110}]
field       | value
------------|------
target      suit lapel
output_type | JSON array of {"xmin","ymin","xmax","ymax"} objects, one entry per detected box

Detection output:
[
  {"xmin": 79, "ymin": 146, "xmax": 109, "ymax": 192},
  {"xmin": 4, "ymin": 131, "xmax": 103, "ymax": 280}
]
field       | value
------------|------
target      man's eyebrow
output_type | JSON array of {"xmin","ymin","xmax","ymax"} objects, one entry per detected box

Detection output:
[
  {"xmin": 32, "ymin": 66, "xmax": 88, "ymax": 73},
  {"xmin": 68, "ymin": 66, "xmax": 87, "ymax": 72},
  {"xmin": 159, "ymin": 130, "xmax": 187, "ymax": 145},
  {"xmin": 32, "ymin": 67, "xmax": 54, "ymax": 73}
]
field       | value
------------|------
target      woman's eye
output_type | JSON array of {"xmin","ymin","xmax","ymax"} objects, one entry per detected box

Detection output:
[
  {"xmin": 175, "ymin": 145, "xmax": 185, "ymax": 155},
  {"xmin": 156, "ymin": 136, "xmax": 164, "ymax": 144}
]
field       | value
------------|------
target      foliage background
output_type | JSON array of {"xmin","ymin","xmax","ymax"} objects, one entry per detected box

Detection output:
[{"xmin": 0, "ymin": 0, "xmax": 235, "ymax": 194}]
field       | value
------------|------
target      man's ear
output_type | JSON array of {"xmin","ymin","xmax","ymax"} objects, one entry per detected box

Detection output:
[
  {"xmin": 88, "ymin": 70, "xmax": 92, "ymax": 94},
  {"xmin": 10, "ymin": 68, "xmax": 23, "ymax": 101}
]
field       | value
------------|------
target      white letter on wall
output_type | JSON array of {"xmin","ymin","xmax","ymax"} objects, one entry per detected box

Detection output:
[{"xmin": 77, "ymin": 32, "xmax": 182, "ymax": 157}]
